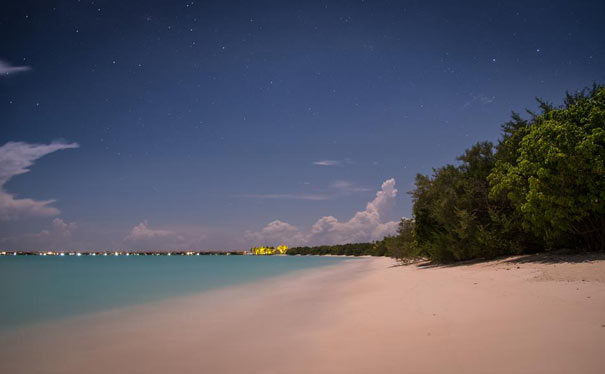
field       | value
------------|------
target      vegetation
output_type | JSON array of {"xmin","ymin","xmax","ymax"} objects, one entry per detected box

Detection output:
[
  {"xmin": 286, "ymin": 220, "xmax": 418, "ymax": 258},
  {"xmin": 287, "ymin": 242, "xmax": 375, "ymax": 256},
  {"xmin": 489, "ymin": 86, "xmax": 605, "ymax": 251},
  {"xmin": 408, "ymin": 84, "xmax": 604, "ymax": 262},
  {"xmin": 250, "ymin": 245, "xmax": 289, "ymax": 255},
  {"xmin": 287, "ymin": 84, "xmax": 604, "ymax": 263},
  {"xmin": 383, "ymin": 218, "xmax": 419, "ymax": 260}
]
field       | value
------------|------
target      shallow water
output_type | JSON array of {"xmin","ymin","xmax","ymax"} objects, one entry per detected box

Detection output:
[{"xmin": 0, "ymin": 255, "xmax": 347, "ymax": 329}]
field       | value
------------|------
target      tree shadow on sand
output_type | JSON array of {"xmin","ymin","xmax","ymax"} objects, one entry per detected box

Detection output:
[
  {"xmin": 501, "ymin": 251, "xmax": 605, "ymax": 265},
  {"xmin": 403, "ymin": 250, "xmax": 605, "ymax": 270}
]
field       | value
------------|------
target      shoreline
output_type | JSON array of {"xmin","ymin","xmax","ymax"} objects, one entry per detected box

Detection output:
[
  {"xmin": 1, "ymin": 255, "xmax": 604, "ymax": 373},
  {"xmin": 0, "ymin": 255, "xmax": 351, "ymax": 331}
]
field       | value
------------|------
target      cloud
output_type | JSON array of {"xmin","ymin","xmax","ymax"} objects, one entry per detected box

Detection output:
[
  {"xmin": 50, "ymin": 218, "xmax": 77, "ymax": 237},
  {"xmin": 125, "ymin": 220, "xmax": 175, "ymax": 241},
  {"xmin": 0, "ymin": 141, "xmax": 79, "ymax": 220},
  {"xmin": 463, "ymin": 94, "xmax": 495, "ymax": 108},
  {"xmin": 124, "ymin": 221, "xmax": 216, "ymax": 251},
  {"xmin": 329, "ymin": 180, "xmax": 371, "ymax": 195},
  {"xmin": 237, "ymin": 180, "xmax": 369, "ymax": 201},
  {"xmin": 246, "ymin": 178, "xmax": 400, "ymax": 246},
  {"xmin": 245, "ymin": 220, "xmax": 307, "ymax": 246},
  {"xmin": 235, "ymin": 193, "xmax": 331, "ymax": 201},
  {"xmin": 313, "ymin": 160, "xmax": 343, "ymax": 166},
  {"xmin": 0, "ymin": 217, "xmax": 78, "ymax": 250},
  {"xmin": 0, "ymin": 60, "xmax": 31, "ymax": 76},
  {"xmin": 30, "ymin": 218, "xmax": 77, "ymax": 239}
]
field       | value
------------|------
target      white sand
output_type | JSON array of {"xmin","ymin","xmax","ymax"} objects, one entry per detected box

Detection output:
[{"xmin": 1, "ymin": 255, "xmax": 604, "ymax": 374}]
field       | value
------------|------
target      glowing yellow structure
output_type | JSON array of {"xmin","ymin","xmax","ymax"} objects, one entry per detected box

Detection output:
[{"xmin": 250, "ymin": 245, "xmax": 288, "ymax": 255}]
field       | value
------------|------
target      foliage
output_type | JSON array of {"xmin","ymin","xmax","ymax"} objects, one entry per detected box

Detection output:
[
  {"xmin": 383, "ymin": 218, "xmax": 419, "ymax": 261},
  {"xmin": 489, "ymin": 85, "xmax": 605, "ymax": 250},
  {"xmin": 411, "ymin": 142, "xmax": 516, "ymax": 261},
  {"xmin": 286, "ymin": 219, "xmax": 419, "ymax": 260},
  {"xmin": 411, "ymin": 84, "xmax": 604, "ymax": 261},
  {"xmin": 287, "ymin": 242, "xmax": 376, "ymax": 256}
]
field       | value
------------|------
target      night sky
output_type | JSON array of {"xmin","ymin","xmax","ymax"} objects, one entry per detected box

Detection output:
[{"xmin": 1, "ymin": 0, "xmax": 604, "ymax": 251}]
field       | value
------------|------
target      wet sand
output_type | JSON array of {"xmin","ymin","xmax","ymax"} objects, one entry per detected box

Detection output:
[{"xmin": 1, "ymin": 255, "xmax": 604, "ymax": 374}]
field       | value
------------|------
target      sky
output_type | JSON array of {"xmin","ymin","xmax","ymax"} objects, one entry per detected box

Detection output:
[{"xmin": 1, "ymin": 0, "xmax": 604, "ymax": 251}]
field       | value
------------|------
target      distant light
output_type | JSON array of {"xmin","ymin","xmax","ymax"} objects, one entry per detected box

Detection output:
[
  {"xmin": 126, "ymin": 253, "xmax": 130, "ymax": 256},
  {"xmin": 76, "ymin": 253, "xmax": 82, "ymax": 256},
  {"xmin": 60, "ymin": 253, "xmax": 65, "ymax": 256},
  {"xmin": 114, "ymin": 252, "xmax": 119, "ymax": 256}
]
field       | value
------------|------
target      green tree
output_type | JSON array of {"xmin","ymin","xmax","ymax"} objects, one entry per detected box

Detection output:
[
  {"xmin": 384, "ymin": 218, "xmax": 418, "ymax": 261},
  {"xmin": 412, "ymin": 142, "xmax": 520, "ymax": 261},
  {"xmin": 489, "ymin": 85, "xmax": 605, "ymax": 250}
]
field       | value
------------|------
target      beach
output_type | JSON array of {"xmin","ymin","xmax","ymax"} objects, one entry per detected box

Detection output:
[{"xmin": 1, "ymin": 255, "xmax": 604, "ymax": 373}]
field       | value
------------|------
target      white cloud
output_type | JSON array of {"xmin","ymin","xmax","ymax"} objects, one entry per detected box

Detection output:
[
  {"xmin": 236, "ymin": 180, "xmax": 368, "ymax": 201},
  {"xmin": 463, "ymin": 94, "xmax": 495, "ymax": 108},
  {"xmin": 0, "ymin": 217, "xmax": 78, "ymax": 250},
  {"xmin": 235, "ymin": 193, "xmax": 331, "ymax": 201},
  {"xmin": 30, "ymin": 218, "xmax": 77, "ymax": 239},
  {"xmin": 329, "ymin": 180, "xmax": 371, "ymax": 195},
  {"xmin": 246, "ymin": 178, "xmax": 400, "ymax": 246},
  {"xmin": 0, "ymin": 141, "xmax": 79, "ymax": 220},
  {"xmin": 0, "ymin": 60, "xmax": 31, "ymax": 76},
  {"xmin": 50, "ymin": 218, "xmax": 77, "ymax": 237},
  {"xmin": 313, "ymin": 160, "xmax": 343, "ymax": 166},
  {"xmin": 124, "ymin": 221, "xmax": 216, "ymax": 251},
  {"xmin": 245, "ymin": 220, "xmax": 307, "ymax": 246},
  {"xmin": 125, "ymin": 220, "xmax": 175, "ymax": 241}
]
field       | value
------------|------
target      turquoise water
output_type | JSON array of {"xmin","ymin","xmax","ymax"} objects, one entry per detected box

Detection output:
[{"xmin": 0, "ymin": 255, "xmax": 346, "ymax": 330}]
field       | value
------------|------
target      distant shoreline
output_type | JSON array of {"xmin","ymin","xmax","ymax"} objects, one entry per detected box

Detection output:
[
  {"xmin": 0, "ymin": 250, "xmax": 248, "ymax": 256},
  {"xmin": 0, "ymin": 250, "xmax": 382, "ymax": 257}
]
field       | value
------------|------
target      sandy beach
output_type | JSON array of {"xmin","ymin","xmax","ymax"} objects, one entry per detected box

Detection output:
[{"xmin": 1, "ymin": 255, "xmax": 604, "ymax": 374}]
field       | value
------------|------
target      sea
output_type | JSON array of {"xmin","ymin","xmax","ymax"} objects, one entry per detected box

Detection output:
[{"xmin": 0, "ymin": 255, "xmax": 347, "ymax": 330}]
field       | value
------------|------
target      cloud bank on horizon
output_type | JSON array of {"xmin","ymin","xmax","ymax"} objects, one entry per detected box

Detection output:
[
  {"xmin": 246, "ymin": 178, "xmax": 400, "ymax": 247},
  {"xmin": 0, "ymin": 141, "xmax": 79, "ymax": 220}
]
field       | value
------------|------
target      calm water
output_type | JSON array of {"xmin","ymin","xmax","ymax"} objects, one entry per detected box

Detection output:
[{"xmin": 0, "ymin": 255, "xmax": 347, "ymax": 330}]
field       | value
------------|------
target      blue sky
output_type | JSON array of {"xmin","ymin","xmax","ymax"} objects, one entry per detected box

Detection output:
[{"xmin": 1, "ymin": 0, "xmax": 604, "ymax": 250}]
